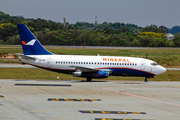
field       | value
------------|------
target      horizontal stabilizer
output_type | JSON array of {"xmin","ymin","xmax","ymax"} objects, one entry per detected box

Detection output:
[{"xmin": 19, "ymin": 55, "xmax": 36, "ymax": 60}]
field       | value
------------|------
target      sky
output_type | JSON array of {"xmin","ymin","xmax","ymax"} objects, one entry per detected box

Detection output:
[{"xmin": 1, "ymin": 0, "xmax": 180, "ymax": 28}]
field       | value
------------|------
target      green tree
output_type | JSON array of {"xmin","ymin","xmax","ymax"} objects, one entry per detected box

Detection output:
[
  {"xmin": 138, "ymin": 35, "xmax": 152, "ymax": 47},
  {"xmin": 0, "ymin": 23, "xmax": 17, "ymax": 43},
  {"xmin": 151, "ymin": 37, "xmax": 168, "ymax": 47},
  {"xmin": 169, "ymin": 41, "xmax": 175, "ymax": 47},
  {"xmin": 142, "ymin": 24, "xmax": 161, "ymax": 33},
  {"xmin": 159, "ymin": 25, "xmax": 168, "ymax": 34},
  {"xmin": 130, "ymin": 39, "xmax": 140, "ymax": 47},
  {"xmin": 173, "ymin": 36, "xmax": 180, "ymax": 47}
]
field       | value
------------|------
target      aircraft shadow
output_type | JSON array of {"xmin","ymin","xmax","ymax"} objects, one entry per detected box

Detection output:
[{"xmin": 69, "ymin": 80, "xmax": 108, "ymax": 83}]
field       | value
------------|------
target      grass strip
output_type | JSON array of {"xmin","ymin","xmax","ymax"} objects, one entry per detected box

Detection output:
[{"xmin": 0, "ymin": 68, "xmax": 178, "ymax": 81}]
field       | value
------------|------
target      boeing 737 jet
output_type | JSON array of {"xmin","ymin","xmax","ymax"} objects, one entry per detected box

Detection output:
[{"xmin": 17, "ymin": 24, "xmax": 166, "ymax": 82}]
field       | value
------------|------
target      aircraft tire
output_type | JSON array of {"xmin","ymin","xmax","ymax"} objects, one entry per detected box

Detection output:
[{"xmin": 87, "ymin": 78, "xmax": 92, "ymax": 81}]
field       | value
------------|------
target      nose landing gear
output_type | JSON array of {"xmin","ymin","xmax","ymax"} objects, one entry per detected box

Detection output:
[{"xmin": 144, "ymin": 76, "xmax": 154, "ymax": 82}]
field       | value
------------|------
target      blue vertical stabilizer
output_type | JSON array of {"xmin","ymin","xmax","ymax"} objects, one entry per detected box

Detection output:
[{"xmin": 17, "ymin": 23, "xmax": 53, "ymax": 55}]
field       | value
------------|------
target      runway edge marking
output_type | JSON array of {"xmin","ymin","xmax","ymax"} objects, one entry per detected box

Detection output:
[
  {"xmin": 95, "ymin": 118, "xmax": 155, "ymax": 120},
  {"xmin": 0, "ymin": 95, "xmax": 5, "ymax": 98},
  {"xmin": 79, "ymin": 110, "xmax": 146, "ymax": 114},
  {"xmin": 103, "ymin": 88, "xmax": 180, "ymax": 107},
  {"xmin": 14, "ymin": 83, "xmax": 71, "ymax": 87},
  {"xmin": 48, "ymin": 98, "xmax": 101, "ymax": 102},
  {"xmin": 162, "ymin": 82, "xmax": 180, "ymax": 88}
]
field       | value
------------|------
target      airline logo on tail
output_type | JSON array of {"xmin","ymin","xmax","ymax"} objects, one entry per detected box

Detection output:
[{"xmin": 21, "ymin": 39, "xmax": 36, "ymax": 46}]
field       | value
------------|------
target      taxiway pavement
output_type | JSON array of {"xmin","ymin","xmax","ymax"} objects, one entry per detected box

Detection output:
[
  {"xmin": 0, "ymin": 63, "xmax": 37, "ymax": 68},
  {"xmin": 0, "ymin": 79, "xmax": 180, "ymax": 120}
]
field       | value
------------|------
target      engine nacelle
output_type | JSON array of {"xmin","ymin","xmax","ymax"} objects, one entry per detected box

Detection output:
[
  {"xmin": 73, "ymin": 70, "xmax": 109, "ymax": 78},
  {"xmin": 73, "ymin": 71, "xmax": 82, "ymax": 77}
]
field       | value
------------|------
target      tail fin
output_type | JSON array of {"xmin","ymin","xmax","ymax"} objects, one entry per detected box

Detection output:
[{"xmin": 17, "ymin": 23, "xmax": 53, "ymax": 55}]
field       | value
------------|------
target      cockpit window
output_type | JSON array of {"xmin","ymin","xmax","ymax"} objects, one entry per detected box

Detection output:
[{"xmin": 151, "ymin": 62, "xmax": 158, "ymax": 66}]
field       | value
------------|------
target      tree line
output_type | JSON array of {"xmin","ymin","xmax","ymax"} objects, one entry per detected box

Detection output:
[{"xmin": 1, "ymin": 11, "xmax": 180, "ymax": 47}]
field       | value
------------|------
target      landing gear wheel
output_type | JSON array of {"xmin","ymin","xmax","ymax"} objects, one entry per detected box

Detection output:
[
  {"xmin": 144, "ymin": 78, "xmax": 148, "ymax": 82},
  {"xmin": 87, "ymin": 78, "xmax": 92, "ymax": 82}
]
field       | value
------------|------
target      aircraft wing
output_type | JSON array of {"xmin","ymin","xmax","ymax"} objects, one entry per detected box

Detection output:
[{"xmin": 70, "ymin": 66, "xmax": 112, "ymax": 73}]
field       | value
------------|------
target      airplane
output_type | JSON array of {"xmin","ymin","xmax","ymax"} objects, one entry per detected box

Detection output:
[{"xmin": 17, "ymin": 23, "xmax": 166, "ymax": 82}]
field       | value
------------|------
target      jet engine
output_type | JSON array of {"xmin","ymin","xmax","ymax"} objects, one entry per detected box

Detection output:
[{"xmin": 73, "ymin": 70, "xmax": 109, "ymax": 78}]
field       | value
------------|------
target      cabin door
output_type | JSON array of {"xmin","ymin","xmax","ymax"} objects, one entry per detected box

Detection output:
[
  {"xmin": 47, "ymin": 58, "xmax": 52, "ymax": 68},
  {"xmin": 141, "ymin": 60, "xmax": 145, "ymax": 70}
]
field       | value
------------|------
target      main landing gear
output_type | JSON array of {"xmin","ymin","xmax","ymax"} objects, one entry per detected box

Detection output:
[
  {"xmin": 86, "ymin": 78, "xmax": 92, "ymax": 82},
  {"xmin": 144, "ymin": 78, "xmax": 148, "ymax": 82}
]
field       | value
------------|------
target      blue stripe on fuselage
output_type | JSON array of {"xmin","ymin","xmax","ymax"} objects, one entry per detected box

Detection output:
[{"xmin": 98, "ymin": 67, "xmax": 155, "ymax": 76}]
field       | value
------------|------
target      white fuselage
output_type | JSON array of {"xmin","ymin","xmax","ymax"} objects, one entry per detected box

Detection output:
[{"xmin": 19, "ymin": 55, "xmax": 166, "ymax": 77}]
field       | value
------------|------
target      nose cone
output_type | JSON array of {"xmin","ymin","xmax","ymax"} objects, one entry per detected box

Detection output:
[{"xmin": 153, "ymin": 65, "xmax": 166, "ymax": 75}]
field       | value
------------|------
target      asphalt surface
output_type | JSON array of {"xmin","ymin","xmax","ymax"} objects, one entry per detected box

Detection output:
[
  {"xmin": 0, "ymin": 79, "xmax": 180, "ymax": 120},
  {"xmin": 0, "ymin": 64, "xmax": 37, "ymax": 68}
]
